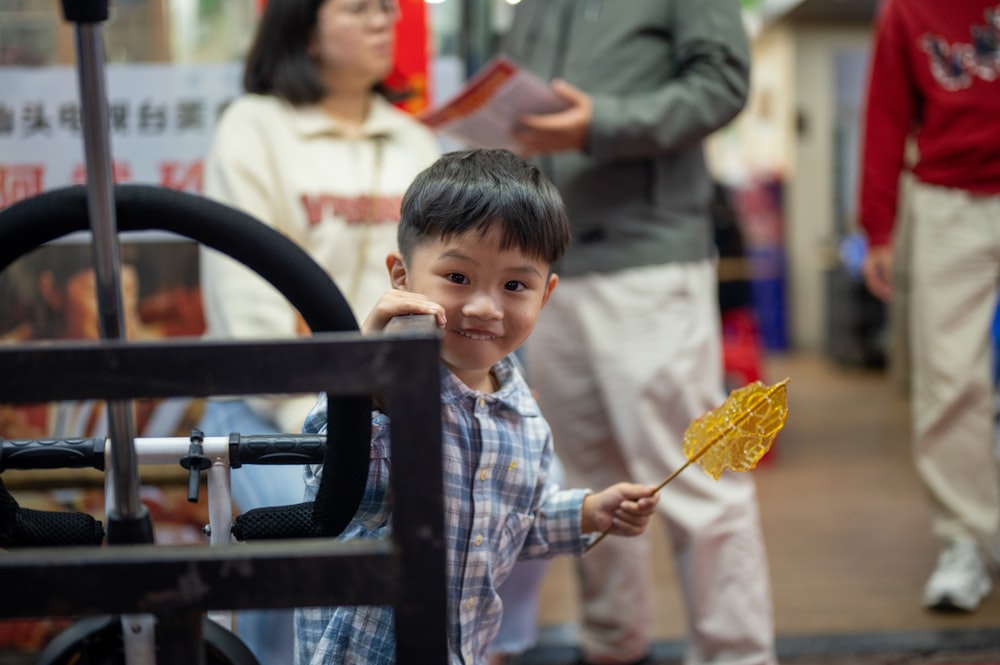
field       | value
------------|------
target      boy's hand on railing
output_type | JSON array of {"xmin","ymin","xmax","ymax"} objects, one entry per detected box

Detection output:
[{"xmin": 361, "ymin": 289, "xmax": 446, "ymax": 335}]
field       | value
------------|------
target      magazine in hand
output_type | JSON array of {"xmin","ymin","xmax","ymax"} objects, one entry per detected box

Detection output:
[{"xmin": 419, "ymin": 57, "xmax": 569, "ymax": 150}]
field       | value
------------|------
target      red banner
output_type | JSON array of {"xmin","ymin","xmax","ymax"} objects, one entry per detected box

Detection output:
[{"xmin": 386, "ymin": 0, "xmax": 431, "ymax": 114}]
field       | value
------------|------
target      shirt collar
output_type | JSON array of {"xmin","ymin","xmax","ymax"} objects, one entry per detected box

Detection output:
[
  {"xmin": 290, "ymin": 93, "xmax": 404, "ymax": 139},
  {"xmin": 439, "ymin": 355, "xmax": 541, "ymax": 418}
]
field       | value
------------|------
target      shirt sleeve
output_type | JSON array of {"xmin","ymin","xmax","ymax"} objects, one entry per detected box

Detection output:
[
  {"xmin": 858, "ymin": 0, "xmax": 914, "ymax": 248},
  {"xmin": 301, "ymin": 395, "xmax": 388, "ymax": 529},
  {"xmin": 588, "ymin": 0, "xmax": 751, "ymax": 161},
  {"xmin": 528, "ymin": 485, "xmax": 592, "ymax": 557},
  {"xmin": 517, "ymin": 438, "xmax": 591, "ymax": 558}
]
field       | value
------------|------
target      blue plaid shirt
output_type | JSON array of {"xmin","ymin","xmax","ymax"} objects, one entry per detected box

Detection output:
[{"xmin": 294, "ymin": 355, "xmax": 591, "ymax": 665}]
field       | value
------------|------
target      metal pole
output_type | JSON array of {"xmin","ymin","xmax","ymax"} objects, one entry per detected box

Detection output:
[{"xmin": 72, "ymin": 19, "xmax": 148, "ymax": 537}]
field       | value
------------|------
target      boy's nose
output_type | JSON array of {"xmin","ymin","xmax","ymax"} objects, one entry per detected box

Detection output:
[{"xmin": 462, "ymin": 291, "xmax": 503, "ymax": 319}]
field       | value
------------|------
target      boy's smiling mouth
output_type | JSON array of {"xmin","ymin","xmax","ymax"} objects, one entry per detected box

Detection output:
[{"xmin": 455, "ymin": 329, "xmax": 501, "ymax": 341}]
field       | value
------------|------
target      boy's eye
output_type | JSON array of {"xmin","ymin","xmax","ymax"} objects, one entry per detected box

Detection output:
[
  {"xmin": 504, "ymin": 280, "xmax": 526, "ymax": 292},
  {"xmin": 446, "ymin": 273, "xmax": 468, "ymax": 284}
]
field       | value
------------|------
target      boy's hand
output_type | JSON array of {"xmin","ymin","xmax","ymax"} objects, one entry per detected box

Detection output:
[
  {"xmin": 581, "ymin": 483, "xmax": 658, "ymax": 537},
  {"xmin": 361, "ymin": 289, "xmax": 447, "ymax": 335}
]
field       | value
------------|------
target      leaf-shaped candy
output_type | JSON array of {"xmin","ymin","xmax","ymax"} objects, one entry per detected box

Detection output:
[
  {"xmin": 681, "ymin": 378, "xmax": 789, "ymax": 480},
  {"xmin": 584, "ymin": 378, "xmax": 789, "ymax": 553}
]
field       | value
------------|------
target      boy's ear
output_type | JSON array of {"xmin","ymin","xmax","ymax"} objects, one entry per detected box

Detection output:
[
  {"xmin": 387, "ymin": 251, "xmax": 408, "ymax": 290},
  {"xmin": 541, "ymin": 273, "xmax": 558, "ymax": 307}
]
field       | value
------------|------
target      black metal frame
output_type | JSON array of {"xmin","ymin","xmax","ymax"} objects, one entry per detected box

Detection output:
[{"xmin": 0, "ymin": 329, "xmax": 447, "ymax": 665}]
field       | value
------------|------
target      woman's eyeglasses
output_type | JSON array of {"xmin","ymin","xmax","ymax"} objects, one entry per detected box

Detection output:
[{"xmin": 341, "ymin": 0, "xmax": 401, "ymax": 22}]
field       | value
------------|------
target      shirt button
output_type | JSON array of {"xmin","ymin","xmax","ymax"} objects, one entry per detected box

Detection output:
[
  {"xmin": 474, "ymin": 534, "xmax": 484, "ymax": 546},
  {"xmin": 480, "ymin": 469, "xmax": 489, "ymax": 481},
  {"xmin": 464, "ymin": 598, "xmax": 475, "ymax": 609},
  {"xmin": 478, "ymin": 397, "xmax": 486, "ymax": 409}
]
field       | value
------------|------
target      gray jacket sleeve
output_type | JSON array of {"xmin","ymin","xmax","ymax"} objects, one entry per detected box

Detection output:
[{"xmin": 588, "ymin": 1, "xmax": 751, "ymax": 161}]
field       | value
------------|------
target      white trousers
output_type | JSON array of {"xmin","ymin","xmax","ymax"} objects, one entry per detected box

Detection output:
[
  {"xmin": 908, "ymin": 181, "xmax": 1000, "ymax": 543},
  {"xmin": 525, "ymin": 261, "xmax": 776, "ymax": 665}
]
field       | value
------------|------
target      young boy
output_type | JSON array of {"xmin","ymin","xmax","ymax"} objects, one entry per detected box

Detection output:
[{"xmin": 294, "ymin": 149, "xmax": 659, "ymax": 665}]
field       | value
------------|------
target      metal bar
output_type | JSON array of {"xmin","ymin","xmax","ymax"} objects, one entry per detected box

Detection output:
[
  {"xmin": 74, "ymin": 22, "xmax": 143, "ymax": 524},
  {"xmin": 0, "ymin": 539, "xmax": 398, "ymax": 618},
  {"xmin": 0, "ymin": 330, "xmax": 446, "ymax": 662},
  {"xmin": 73, "ymin": 25, "xmax": 124, "ymax": 345},
  {"xmin": 386, "ymin": 334, "xmax": 448, "ymax": 662},
  {"xmin": 0, "ymin": 333, "xmax": 434, "ymax": 403},
  {"xmin": 206, "ymin": 463, "xmax": 232, "ymax": 547}
]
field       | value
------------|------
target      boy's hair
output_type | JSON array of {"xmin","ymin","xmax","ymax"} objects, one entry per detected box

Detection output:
[{"xmin": 398, "ymin": 149, "xmax": 571, "ymax": 266}]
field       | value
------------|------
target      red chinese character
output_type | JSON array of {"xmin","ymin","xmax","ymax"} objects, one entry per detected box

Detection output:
[
  {"xmin": 0, "ymin": 164, "xmax": 45, "ymax": 209},
  {"xmin": 159, "ymin": 160, "xmax": 203, "ymax": 193},
  {"xmin": 70, "ymin": 161, "xmax": 133, "ymax": 185}
]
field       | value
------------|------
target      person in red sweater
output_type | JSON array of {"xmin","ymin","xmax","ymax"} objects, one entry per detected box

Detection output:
[{"xmin": 859, "ymin": 0, "xmax": 1000, "ymax": 613}]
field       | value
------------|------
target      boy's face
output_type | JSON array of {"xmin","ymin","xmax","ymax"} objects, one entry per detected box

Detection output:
[{"xmin": 388, "ymin": 228, "xmax": 557, "ymax": 391}]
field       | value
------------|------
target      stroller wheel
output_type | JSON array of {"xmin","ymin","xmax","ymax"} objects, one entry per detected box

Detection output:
[{"xmin": 36, "ymin": 615, "xmax": 259, "ymax": 665}]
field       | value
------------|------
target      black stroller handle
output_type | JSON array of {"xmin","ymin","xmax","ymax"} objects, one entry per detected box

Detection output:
[
  {"xmin": 0, "ymin": 437, "xmax": 107, "ymax": 471},
  {"xmin": 0, "ymin": 184, "xmax": 371, "ymax": 544},
  {"xmin": 0, "ymin": 434, "xmax": 330, "ymax": 472}
]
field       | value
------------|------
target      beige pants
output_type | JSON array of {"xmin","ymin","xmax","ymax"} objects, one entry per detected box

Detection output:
[
  {"xmin": 525, "ymin": 261, "xmax": 776, "ymax": 665},
  {"xmin": 908, "ymin": 181, "xmax": 1000, "ymax": 543},
  {"xmin": 888, "ymin": 174, "xmax": 914, "ymax": 397}
]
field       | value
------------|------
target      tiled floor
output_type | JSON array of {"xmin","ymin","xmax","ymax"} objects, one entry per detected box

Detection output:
[{"xmin": 524, "ymin": 352, "xmax": 1000, "ymax": 664}]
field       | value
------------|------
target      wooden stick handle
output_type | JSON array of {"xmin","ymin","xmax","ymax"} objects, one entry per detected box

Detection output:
[
  {"xmin": 582, "ymin": 378, "xmax": 789, "ymax": 554},
  {"xmin": 582, "ymin": 458, "xmax": 694, "ymax": 553}
]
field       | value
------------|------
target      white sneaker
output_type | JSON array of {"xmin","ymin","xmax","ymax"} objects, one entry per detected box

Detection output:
[{"xmin": 922, "ymin": 538, "xmax": 993, "ymax": 612}]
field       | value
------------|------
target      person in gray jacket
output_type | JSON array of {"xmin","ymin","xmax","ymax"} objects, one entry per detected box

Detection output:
[{"xmin": 504, "ymin": 2, "xmax": 778, "ymax": 664}]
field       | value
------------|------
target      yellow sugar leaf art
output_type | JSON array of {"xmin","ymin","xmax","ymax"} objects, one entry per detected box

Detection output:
[
  {"xmin": 680, "ymin": 377, "xmax": 789, "ymax": 481},
  {"xmin": 585, "ymin": 378, "xmax": 789, "ymax": 553}
]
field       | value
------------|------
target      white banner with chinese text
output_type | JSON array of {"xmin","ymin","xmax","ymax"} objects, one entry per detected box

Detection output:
[{"xmin": 0, "ymin": 62, "xmax": 241, "ymax": 209}]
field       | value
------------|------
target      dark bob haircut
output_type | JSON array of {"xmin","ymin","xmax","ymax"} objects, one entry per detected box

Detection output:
[
  {"xmin": 241, "ymin": 0, "xmax": 395, "ymax": 105},
  {"xmin": 398, "ymin": 149, "xmax": 571, "ymax": 267}
]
